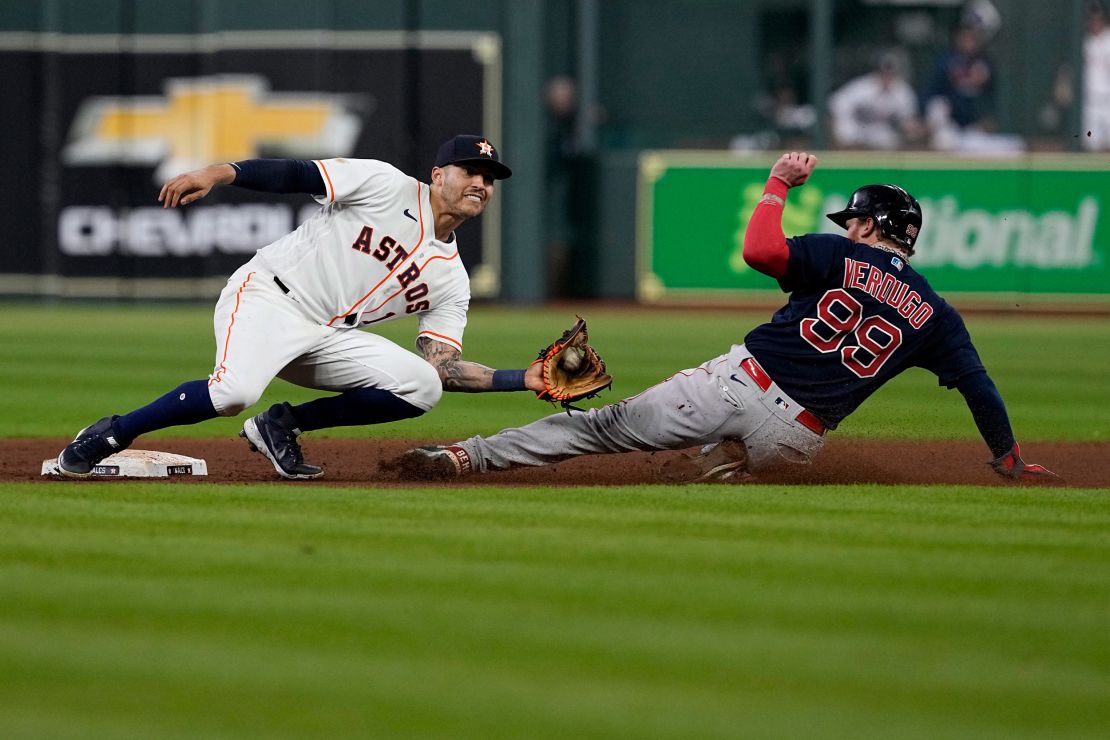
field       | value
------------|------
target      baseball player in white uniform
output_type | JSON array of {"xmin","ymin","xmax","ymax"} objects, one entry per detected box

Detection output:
[{"xmin": 58, "ymin": 135, "xmax": 548, "ymax": 479}]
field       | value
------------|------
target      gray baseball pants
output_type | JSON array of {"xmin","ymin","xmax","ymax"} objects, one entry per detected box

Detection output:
[{"xmin": 457, "ymin": 344, "xmax": 825, "ymax": 473}]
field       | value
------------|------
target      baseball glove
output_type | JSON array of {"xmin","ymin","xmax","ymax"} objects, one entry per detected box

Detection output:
[{"xmin": 533, "ymin": 317, "xmax": 612, "ymax": 408}]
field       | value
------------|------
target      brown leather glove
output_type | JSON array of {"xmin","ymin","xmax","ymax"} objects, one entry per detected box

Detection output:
[{"xmin": 533, "ymin": 317, "xmax": 612, "ymax": 409}]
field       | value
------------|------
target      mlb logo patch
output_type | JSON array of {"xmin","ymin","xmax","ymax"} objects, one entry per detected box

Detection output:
[
  {"xmin": 775, "ymin": 397, "xmax": 791, "ymax": 411},
  {"xmin": 891, "ymin": 256, "xmax": 904, "ymax": 271}
]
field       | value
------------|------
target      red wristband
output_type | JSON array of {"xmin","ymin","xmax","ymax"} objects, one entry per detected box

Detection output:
[{"xmin": 764, "ymin": 177, "xmax": 789, "ymax": 199}]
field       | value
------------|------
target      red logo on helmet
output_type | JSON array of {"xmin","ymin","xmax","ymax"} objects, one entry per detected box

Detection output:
[{"xmin": 905, "ymin": 224, "xmax": 918, "ymax": 239}]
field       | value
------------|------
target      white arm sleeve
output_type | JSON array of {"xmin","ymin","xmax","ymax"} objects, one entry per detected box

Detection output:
[{"xmin": 417, "ymin": 297, "xmax": 469, "ymax": 353}]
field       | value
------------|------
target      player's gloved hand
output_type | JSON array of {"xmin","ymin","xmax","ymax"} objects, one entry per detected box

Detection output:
[
  {"xmin": 990, "ymin": 443, "xmax": 1061, "ymax": 482},
  {"xmin": 533, "ymin": 316, "xmax": 612, "ymax": 409}
]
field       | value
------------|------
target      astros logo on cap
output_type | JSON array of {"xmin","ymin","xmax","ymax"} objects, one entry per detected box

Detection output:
[{"xmin": 477, "ymin": 140, "xmax": 494, "ymax": 157}]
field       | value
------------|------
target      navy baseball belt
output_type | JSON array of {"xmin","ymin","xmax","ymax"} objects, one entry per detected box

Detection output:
[{"xmin": 739, "ymin": 357, "xmax": 826, "ymax": 436}]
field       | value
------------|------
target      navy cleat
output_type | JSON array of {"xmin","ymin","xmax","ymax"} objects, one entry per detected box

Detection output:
[
  {"xmin": 240, "ymin": 402, "xmax": 323, "ymax": 480},
  {"xmin": 57, "ymin": 415, "xmax": 127, "ymax": 478}
]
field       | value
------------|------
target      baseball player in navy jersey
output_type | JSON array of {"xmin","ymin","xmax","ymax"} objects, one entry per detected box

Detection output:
[
  {"xmin": 58, "ymin": 135, "xmax": 551, "ymax": 480},
  {"xmin": 394, "ymin": 151, "xmax": 1057, "ymax": 484}
]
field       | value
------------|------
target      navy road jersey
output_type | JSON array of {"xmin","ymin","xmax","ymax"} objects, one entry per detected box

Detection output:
[{"xmin": 744, "ymin": 233, "xmax": 985, "ymax": 429}]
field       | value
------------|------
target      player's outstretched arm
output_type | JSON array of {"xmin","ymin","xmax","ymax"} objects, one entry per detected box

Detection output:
[
  {"xmin": 417, "ymin": 337, "xmax": 544, "ymax": 393},
  {"xmin": 956, "ymin": 372, "xmax": 1060, "ymax": 482},
  {"xmin": 159, "ymin": 159, "xmax": 326, "ymax": 208}
]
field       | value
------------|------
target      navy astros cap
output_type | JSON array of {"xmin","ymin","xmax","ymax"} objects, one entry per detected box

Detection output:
[{"xmin": 434, "ymin": 134, "xmax": 512, "ymax": 180}]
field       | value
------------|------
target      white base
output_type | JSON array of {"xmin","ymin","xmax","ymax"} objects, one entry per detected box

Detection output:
[{"xmin": 43, "ymin": 449, "xmax": 208, "ymax": 478}]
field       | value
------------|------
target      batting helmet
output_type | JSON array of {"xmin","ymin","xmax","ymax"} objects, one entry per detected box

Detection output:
[{"xmin": 826, "ymin": 184, "xmax": 923, "ymax": 251}]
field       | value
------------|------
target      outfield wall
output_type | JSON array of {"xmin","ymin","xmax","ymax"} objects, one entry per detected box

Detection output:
[
  {"xmin": 637, "ymin": 152, "xmax": 1110, "ymax": 302},
  {"xmin": 0, "ymin": 31, "xmax": 504, "ymax": 300}
]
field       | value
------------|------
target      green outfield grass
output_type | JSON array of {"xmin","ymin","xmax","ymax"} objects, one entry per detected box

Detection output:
[
  {"xmin": 2, "ymin": 482, "xmax": 1109, "ymax": 740},
  {"xmin": 2, "ymin": 303, "xmax": 1108, "ymax": 738},
  {"xmin": 1, "ymin": 303, "xmax": 1108, "ymax": 441}
]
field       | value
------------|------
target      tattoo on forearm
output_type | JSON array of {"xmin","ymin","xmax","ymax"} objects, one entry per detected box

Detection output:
[
  {"xmin": 417, "ymin": 337, "xmax": 496, "ymax": 392},
  {"xmin": 417, "ymin": 336, "xmax": 459, "ymax": 365}
]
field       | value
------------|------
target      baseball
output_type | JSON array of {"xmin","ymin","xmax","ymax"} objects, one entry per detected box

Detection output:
[{"xmin": 560, "ymin": 347, "xmax": 584, "ymax": 372}]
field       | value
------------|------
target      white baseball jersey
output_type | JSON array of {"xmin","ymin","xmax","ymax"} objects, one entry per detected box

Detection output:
[
  {"xmin": 253, "ymin": 158, "xmax": 470, "ymax": 352},
  {"xmin": 828, "ymin": 73, "xmax": 919, "ymax": 150},
  {"xmin": 1085, "ymin": 27, "xmax": 1110, "ymax": 150}
]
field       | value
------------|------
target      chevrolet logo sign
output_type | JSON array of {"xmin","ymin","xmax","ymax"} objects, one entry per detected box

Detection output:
[{"xmin": 63, "ymin": 75, "xmax": 366, "ymax": 181}]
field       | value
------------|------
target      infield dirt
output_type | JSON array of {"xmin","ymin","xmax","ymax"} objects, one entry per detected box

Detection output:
[{"xmin": 6, "ymin": 438, "xmax": 1106, "ymax": 488}]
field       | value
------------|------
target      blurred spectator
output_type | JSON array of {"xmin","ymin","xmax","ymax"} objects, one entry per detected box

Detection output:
[
  {"xmin": 732, "ymin": 84, "xmax": 816, "ymax": 151},
  {"xmin": 543, "ymin": 76, "xmax": 579, "ymax": 296},
  {"xmin": 1040, "ymin": 2, "xmax": 1110, "ymax": 149},
  {"xmin": 1084, "ymin": 0, "xmax": 1110, "ymax": 149},
  {"xmin": 827, "ymin": 50, "xmax": 924, "ymax": 150},
  {"xmin": 545, "ymin": 75, "xmax": 579, "ymax": 166},
  {"xmin": 1041, "ymin": 64, "xmax": 1075, "ymax": 138},
  {"xmin": 922, "ymin": 18, "xmax": 1022, "ymax": 153},
  {"xmin": 922, "ymin": 21, "xmax": 996, "ymax": 147},
  {"xmin": 763, "ymin": 84, "xmax": 818, "ymax": 138}
]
